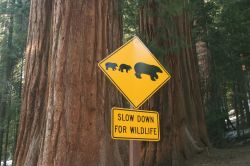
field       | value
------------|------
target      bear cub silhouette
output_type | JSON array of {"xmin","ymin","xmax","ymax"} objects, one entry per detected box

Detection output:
[
  {"xmin": 105, "ymin": 62, "xmax": 117, "ymax": 71},
  {"xmin": 119, "ymin": 64, "xmax": 132, "ymax": 73},
  {"xmin": 134, "ymin": 62, "xmax": 162, "ymax": 81}
]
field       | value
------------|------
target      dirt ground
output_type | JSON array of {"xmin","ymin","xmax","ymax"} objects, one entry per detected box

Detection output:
[{"xmin": 189, "ymin": 145, "xmax": 250, "ymax": 166}]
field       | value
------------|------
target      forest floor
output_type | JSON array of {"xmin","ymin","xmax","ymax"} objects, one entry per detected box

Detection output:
[{"xmin": 190, "ymin": 143, "xmax": 250, "ymax": 166}]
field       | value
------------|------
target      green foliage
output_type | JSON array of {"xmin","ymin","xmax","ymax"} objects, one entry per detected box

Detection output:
[
  {"xmin": 195, "ymin": 0, "xmax": 250, "ymax": 146},
  {"xmin": 206, "ymin": 109, "xmax": 227, "ymax": 145},
  {"xmin": 122, "ymin": 0, "xmax": 139, "ymax": 42},
  {"xmin": 208, "ymin": 0, "xmax": 250, "ymax": 78},
  {"xmin": 0, "ymin": 0, "xmax": 29, "ymax": 161}
]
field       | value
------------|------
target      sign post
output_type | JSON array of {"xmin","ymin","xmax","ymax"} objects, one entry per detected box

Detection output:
[
  {"xmin": 111, "ymin": 106, "xmax": 159, "ymax": 165},
  {"xmin": 98, "ymin": 36, "xmax": 171, "ymax": 166},
  {"xmin": 129, "ymin": 104, "xmax": 135, "ymax": 166},
  {"xmin": 129, "ymin": 132, "xmax": 140, "ymax": 166},
  {"xmin": 129, "ymin": 140, "xmax": 133, "ymax": 166}
]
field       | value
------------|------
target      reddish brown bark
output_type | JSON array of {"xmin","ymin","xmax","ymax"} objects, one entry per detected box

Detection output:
[
  {"xmin": 139, "ymin": 1, "xmax": 209, "ymax": 165},
  {"xmin": 15, "ymin": 0, "xmax": 127, "ymax": 165}
]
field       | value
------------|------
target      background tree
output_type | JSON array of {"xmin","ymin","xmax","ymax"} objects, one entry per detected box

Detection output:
[
  {"xmin": 138, "ymin": 0, "xmax": 209, "ymax": 165},
  {"xmin": 203, "ymin": 0, "xmax": 250, "ymax": 145}
]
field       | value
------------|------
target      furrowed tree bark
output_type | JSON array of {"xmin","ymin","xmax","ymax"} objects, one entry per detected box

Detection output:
[
  {"xmin": 139, "ymin": 0, "xmax": 209, "ymax": 165},
  {"xmin": 15, "ymin": 0, "xmax": 127, "ymax": 166}
]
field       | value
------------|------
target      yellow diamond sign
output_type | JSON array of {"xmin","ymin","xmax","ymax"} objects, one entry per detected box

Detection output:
[{"xmin": 98, "ymin": 36, "xmax": 171, "ymax": 108}]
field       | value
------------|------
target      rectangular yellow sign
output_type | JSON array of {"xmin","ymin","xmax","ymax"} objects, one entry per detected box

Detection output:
[{"xmin": 111, "ymin": 107, "xmax": 160, "ymax": 141}]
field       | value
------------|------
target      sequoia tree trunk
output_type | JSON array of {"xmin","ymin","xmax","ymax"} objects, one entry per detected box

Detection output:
[
  {"xmin": 139, "ymin": 0, "xmax": 209, "ymax": 165},
  {"xmin": 14, "ymin": 0, "xmax": 127, "ymax": 166}
]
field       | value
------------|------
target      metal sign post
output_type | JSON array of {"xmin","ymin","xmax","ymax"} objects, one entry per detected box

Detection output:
[
  {"xmin": 130, "ymin": 104, "xmax": 134, "ymax": 166},
  {"xmin": 129, "ymin": 140, "xmax": 140, "ymax": 166},
  {"xmin": 98, "ymin": 36, "xmax": 171, "ymax": 166},
  {"xmin": 129, "ymin": 140, "xmax": 134, "ymax": 166},
  {"xmin": 129, "ymin": 139, "xmax": 140, "ymax": 166},
  {"xmin": 129, "ymin": 105, "xmax": 139, "ymax": 166}
]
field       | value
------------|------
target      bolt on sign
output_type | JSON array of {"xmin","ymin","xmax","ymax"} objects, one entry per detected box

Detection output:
[
  {"xmin": 98, "ymin": 36, "xmax": 171, "ymax": 108},
  {"xmin": 111, "ymin": 107, "xmax": 160, "ymax": 141}
]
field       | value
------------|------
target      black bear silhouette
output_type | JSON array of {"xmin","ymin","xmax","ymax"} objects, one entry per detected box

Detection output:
[
  {"xmin": 105, "ymin": 62, "xmax": 118, "ymax": 71},
  {"xmin": 119, "ymin": 64, "xmax": 132, "ymax": 73},
  {"xmin": 134, "ymin": 62, "xmax": 162, "ymax": 81}
]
